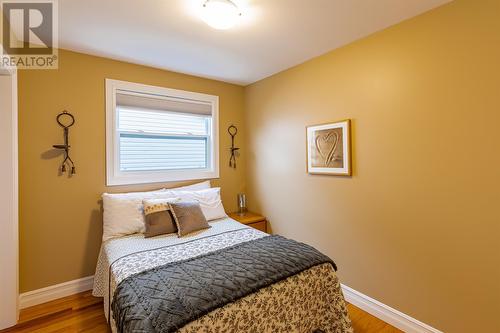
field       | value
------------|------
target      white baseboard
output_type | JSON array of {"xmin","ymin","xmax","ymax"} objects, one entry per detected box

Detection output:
[
  {"xmin": 341, "ymin": 284, "xmax": 442, "ymax": 333},
  {"xmin": 19, "ymin": 276, "xmax": 94, "ymax": 309}
]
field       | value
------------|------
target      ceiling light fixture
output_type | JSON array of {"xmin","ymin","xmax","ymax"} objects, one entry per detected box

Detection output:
[{"xmin": 201, "ymin": 0, "xmax": 241, "ymax": 30}]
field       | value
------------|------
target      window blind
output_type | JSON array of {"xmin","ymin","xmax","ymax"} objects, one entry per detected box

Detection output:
[{"xmin": 116, "ymin": 90, "xmax": 212, "ymax": 115}]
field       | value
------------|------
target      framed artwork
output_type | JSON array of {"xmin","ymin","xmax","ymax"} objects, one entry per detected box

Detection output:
[{"xmin": 306, "ymin": 119, "xmax": 352, "ymax": 176}]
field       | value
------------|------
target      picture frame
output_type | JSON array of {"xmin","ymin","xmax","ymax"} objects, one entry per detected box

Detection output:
[{"xmin": 306, "ymin": 119, "xmax": 352, "ymax": 176}]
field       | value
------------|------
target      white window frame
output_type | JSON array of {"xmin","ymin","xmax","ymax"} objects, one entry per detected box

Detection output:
[{"xmin": 105, "ymin": 79, "xmax": 219, "ymax": 186}]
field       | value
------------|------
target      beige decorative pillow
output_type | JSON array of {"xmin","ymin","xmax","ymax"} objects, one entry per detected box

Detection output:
[
  {"xmin": 142, "ymin": 198, "xmax": 180, "ymax": 238},
  {"xmin": 169, "ymin": 201, "xmax": 211, "ymax": 237}
]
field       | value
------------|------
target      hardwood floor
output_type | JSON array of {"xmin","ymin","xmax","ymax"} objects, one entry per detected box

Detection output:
[
  {"xmin": 1, "ymin": 292, "xmax": 109, "ymax": 333},
  {"xmin": 1, "ymin": 291, "xmax": 402, "ymax": 333},
  {"xmin": 346, "ymin": 304, "xmax": 402, "ymax": 333}
]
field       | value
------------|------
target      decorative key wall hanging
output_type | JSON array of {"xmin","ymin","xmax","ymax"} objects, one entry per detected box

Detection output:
[
  {"xmin": 228, "ymin": 124, "xmax": 239, "ymax": 168},
  {"xmin": 52, "ymin": 110, "xmax": 76, "ymax": 175}
]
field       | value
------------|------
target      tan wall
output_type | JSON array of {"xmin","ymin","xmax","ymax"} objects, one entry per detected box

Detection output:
[
  {"xmin": 244, "ymin": 1, "xmax": 500, "ymax": 332},
  {"xmin": 18, "ymin": 49, "xmax": 246, "ymax": 292}
]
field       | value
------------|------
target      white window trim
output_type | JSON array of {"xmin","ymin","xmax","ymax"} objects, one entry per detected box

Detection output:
[{"xmin": 105, "ymin": 79, "xmax": 219, "ymax": 186}]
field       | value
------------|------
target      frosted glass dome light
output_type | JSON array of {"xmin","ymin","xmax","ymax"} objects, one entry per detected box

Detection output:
[{"xmin": 201, "ymin": 0, "xmax": 241, "ymax": 30}]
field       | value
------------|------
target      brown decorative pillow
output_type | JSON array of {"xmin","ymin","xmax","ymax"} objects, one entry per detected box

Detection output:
[
  {"xmin": 142, "ymin": 198, "xmax": 179, "ymax": 238},
  {"xmin": 169, "ymin": 201, "xmax": 211, "ymax": 237}
]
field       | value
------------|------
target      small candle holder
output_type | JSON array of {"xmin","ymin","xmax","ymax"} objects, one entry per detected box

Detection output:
[{"xmin": 237, "ymin": 193, "xmax": 247, "ymax": 215}]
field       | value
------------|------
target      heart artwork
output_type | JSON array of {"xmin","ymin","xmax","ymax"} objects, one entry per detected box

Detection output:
[
  {"xmin": 315, "ymin": 131, "xmax": 340, "ymax": 167},
  {"xmin": 307, "ymin": 120, "xmax": 351, "ymax": 175}
]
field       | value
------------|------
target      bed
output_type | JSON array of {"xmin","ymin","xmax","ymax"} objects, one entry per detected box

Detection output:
[{"xmin": 93, "ymin": 217, "xmax": 352, "ymax": 333}]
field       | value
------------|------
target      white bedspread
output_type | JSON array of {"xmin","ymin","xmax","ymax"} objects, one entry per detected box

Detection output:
[{"xmin": 93, "ymin": 217, "xmax": 352, "ymax": 333}]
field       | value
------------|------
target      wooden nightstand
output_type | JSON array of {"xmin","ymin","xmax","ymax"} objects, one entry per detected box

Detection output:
[{"xmin": 228, "ymin": 212, "xmax": 267, "ymax": 233}]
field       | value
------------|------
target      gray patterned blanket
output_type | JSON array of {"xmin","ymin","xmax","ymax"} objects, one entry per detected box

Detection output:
[{"xmin": 111, "ymin": 235, "xmax": 336, "ymax": 333}]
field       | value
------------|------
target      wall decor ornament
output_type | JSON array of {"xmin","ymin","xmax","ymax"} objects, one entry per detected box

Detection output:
[
  {"xmin": 52, "ymin": 110, "xmax": 76, "ymax": 175},
  {"xmin": 228, "ymin": 124, "xmax": 239, "ymax": 168},
  {"xmin": 306, "ymin": 119, "xmax": 351, "ymax": 176}
]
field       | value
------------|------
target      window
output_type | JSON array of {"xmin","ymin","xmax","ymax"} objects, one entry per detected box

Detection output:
[{"xmin": 106, "ymin": 79, "xmax": 219, "ymax": 185}]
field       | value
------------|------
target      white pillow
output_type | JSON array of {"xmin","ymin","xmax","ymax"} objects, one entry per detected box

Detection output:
[
  {"xmin": 168, "ymin": 187, "xmax": 227, "ymax": 221},
  {"xmin": 166, "ymin": 180, "xmax": 211, "ymax": 191},
  {"xmin": 102, "ymin": 190, "xmax": 176, "ymax": 242}
]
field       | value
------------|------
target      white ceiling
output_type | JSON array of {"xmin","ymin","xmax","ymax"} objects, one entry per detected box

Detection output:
[{"xmin": 58, "ymin": 0, "xmax": 450, "ymax": 85}]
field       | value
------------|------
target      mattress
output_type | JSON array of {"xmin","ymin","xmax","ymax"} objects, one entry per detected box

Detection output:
[{"xmin": 93, "ymin": 217, "xmax": 352, "ymax": 332}]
